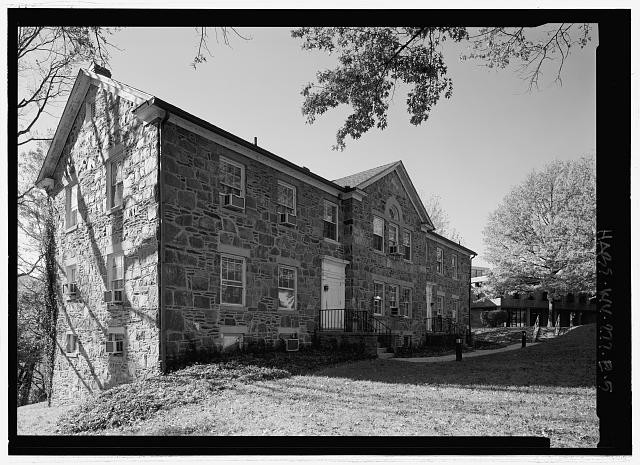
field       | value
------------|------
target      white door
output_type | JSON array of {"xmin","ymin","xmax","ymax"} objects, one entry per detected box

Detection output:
[
  {"xmin": 321, "ymin": 258, "xmax": 347, "ymax": 330},
  {"xmin": 426, "ymin": 284, "xmax": 433, "ymax": 330}
]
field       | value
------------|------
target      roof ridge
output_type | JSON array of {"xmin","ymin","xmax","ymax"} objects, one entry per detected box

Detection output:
[{"xmin": 332, "ymin": 160, "xmax": 401, "ymax": 187}]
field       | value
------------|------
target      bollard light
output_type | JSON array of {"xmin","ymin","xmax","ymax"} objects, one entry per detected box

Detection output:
[
  {"xmin": 521, "ymin": 330, "xmax": 527, "ymax": 348},
  {"xmin": 456, "ymin": 338, "xmax": 462, "ymax": 361}
]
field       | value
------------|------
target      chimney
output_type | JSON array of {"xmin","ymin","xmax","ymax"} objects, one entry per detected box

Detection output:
[
  {"xmin": 91, "ymin": 62, "xmax": 112, "ymax": 78},
  {"xmin": 254, "ymin": 137, "xmax": 258, "ymax": 146}
]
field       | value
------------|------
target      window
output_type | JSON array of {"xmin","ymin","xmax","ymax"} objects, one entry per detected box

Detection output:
[
  {"xmin": 388, "ymin": 224, "xmax": 398, "ymax": 251},
  {"xmin": 105, "ymin": 328, "xmax": 125, "ymax": 355},
  {"xmin": 436, "ymin": 247, "xmax": 443, "ymax": 274},
  {"xmin": 373, "ymin": 216, "xmax": 384, "ymax": 252},
  {"xmin": 221, "ymin": 255, "xmax": 245, "ymax": 305},
  {"xmin": 373, "ymin": 282, "xmax": 384, "ymax": 315},
  {"xmin": 278, "ymin": 266, "xmax": 296, "ymax": 310},
  {"xmin": 65, "ymin": 184, "xmax": 78, "ymax": 230},
  {"xmin": 107, "ymin": 253, "xmax": 124, "ymax": 302},
  {"xmin": 436, "ymin": 295, "xmax": 444, "ymax": 315},
  {"xmin": 107, "ymin": 157, "xmax": 124, "ymax": 210},
  {"xmin": 277, "ymin": 181, "xmax": 296, "ymax": 214},
  {"xmin": 402, "ymin": 229, "xmax": 411, "ymax": 260},
  {"xmin": 388, "ymin": 285, "xmax": 399, "ymax": 314},
  {"xmin": 65, "ymin": 332, "xmax": 78, "ymax": 355},
  {"xmin": 66, "ymin": 265, "xmax": 77, "ymax": 285},
  {"xmin": 400, "ymin": 287, "xmax": 412, "ymax": 318},
  {"xmin": 452, "ymin": 300, "xmax": 460, "ymax": 322},
  {"xmin": 220, "ymin": 157, "xmax": 245, "ymax": 197},
  {"xmin": 452, "ymin": 254, "xmax": 458, "ymax": 279},
  {"xmin": 389, "ymin": 205, "xmax": 399, "ymax": 221},
  {"xmin": 323, "ymin": 200, "xmax": 338, "ymax": 241}
]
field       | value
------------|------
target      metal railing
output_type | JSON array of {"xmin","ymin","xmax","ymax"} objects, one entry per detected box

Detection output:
[
  {"xmin": 318, "ymin": 309, "xmax": 391, "ymax": 334},
  {"xmin": 425, "ymin": 316, "xmax": 466, "ymax": 335}
]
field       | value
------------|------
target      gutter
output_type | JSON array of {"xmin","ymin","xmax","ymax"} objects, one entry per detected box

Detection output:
[
  {"xmin": 156, "ymin": 109, "xmax": 170, "ymax": 373},
  {"xmin": 468, "ymin": 252, "xmax": 477, "ymax": 339}
]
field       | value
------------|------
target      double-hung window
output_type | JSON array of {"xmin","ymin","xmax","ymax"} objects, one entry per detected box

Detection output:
[
  {"xmin": 105, "ymin": 327, "xmax": 125, "ymax": 355},
  {"xmin": 400, "ymin": 287, "xmax": 412, "ymax": 318},
  {"xmin": 388, "ymin": 224, "xmax": 399, "ymax": 252},
  {"xmin": 323, "ymin": 200, "xmax": 338, "ymax": 241},
  {"xmin": 107, "ymin": 253, "xmax": 124, "ymax": 303},
  {"xmin": 373, "ymin": 282, "xmax": 384, "ymax": 315},
  {"xmin": 278, "ymin": 266, "xmax": 297, "ymax": 310},
  {"xmin": 436, "ymin": 247, "xmax": 444, "ymax": 274},
  {"xmin": 436, "ymin": 295, "xmax": 444, "ymax": 315},
  {"xmin": 452, "ymin": 255, "xmax": 458, "ymax": 279},
  {"xmin": 107, "ymin": 157, "xmax": 124, "ymax": 211},
  {"xmin": 452, "ymin": 300, "xmax": 460, "ymax": 322},
  {"xmin": 372, "ymin": 216, "xmax": 384, "ymax": 252},
  {"xmin": 65, "ymin": 184, "xmax": 78, "ymax": 230},
  {"xmin": 388, "ymin": 284, "xmax": 399, "ymax": 315},
  {"xmin": 277, "ymin": 181, "xmax": 296, "ymax": 215},
  {"xmin": 402, "ymin": 229, "xmax": 411, "ymax": 260},
  {"xmin": 221, "ymin": 255, "xmax": 245, "ymax": 306},
  {"xmin": 65, "ymin": 331, "xmax": 78, "ymax": 355},
  {"xmin": 219, "ymin": 157, "xmax": 245, "ymax": 197}
]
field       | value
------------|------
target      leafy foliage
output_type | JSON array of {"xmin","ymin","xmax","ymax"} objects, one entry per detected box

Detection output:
[
  {"xmin": 423, "ymin": 193, "xmax": 463, "ymax": 242},
  {"xmin": 482, "ymin": 157, "xmax": 596, "ymax": 299},
  {"xmin": 292, "ymin": 25, "xmax": 593, "ymax": 150}
]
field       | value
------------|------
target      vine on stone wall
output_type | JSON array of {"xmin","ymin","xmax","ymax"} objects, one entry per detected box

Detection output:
[{"xmin": 42, "ymin": 199, "xmax": 59, "ymax": 406}]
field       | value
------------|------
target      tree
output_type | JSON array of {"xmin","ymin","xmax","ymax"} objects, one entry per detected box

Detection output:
[
  {"xmin": 423, "ymin": 194, "xmax": 463, "ymax": 243},
  {"xmin": 290, "ymin": 25, "xmax": 593, "ymax": 150},
  {"xmin": 482, "ymin": 157, "xmax": 596, "ymax": 326}
]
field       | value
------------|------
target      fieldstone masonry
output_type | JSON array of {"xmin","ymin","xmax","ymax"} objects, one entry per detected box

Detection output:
[{"xmin": 44, "ymin": 73, "xmax": 474, "ymax": 403}]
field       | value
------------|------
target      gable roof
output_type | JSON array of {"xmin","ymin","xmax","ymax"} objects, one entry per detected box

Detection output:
[
  {"xmin": 333, "ymin": 161, "xmax": 400, "ymax": 188},
  {"xmin": 334, "ymin": 161, "xmax": 435, "ymax": 231},
  {"xmin": 35, "ymin": 68, "xmax": 151, "ymax": 186}
]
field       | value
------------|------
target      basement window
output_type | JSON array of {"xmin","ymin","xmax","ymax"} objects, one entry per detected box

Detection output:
[{"xmin": 65, "ymin": 331, "xmax": 78, "ymax": 356}]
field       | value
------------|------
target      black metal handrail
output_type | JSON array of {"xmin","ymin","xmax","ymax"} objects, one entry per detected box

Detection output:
[{"xmin": 426, "ymin": 316, "xmax": 466, "ymax": 335}]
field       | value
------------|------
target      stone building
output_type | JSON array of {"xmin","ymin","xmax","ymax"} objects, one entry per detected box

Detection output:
[{"xmin": 35, "ymin": 68, "xmax": 475, "ymax": 403}]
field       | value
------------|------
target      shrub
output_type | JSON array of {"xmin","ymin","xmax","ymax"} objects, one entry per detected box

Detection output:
[{"xmin": 482, "ymin": 310, "xmax": 509, "ymax": 327}]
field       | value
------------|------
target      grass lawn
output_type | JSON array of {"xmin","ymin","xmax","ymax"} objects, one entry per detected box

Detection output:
[
  {"xmin": 17, "ymin": 402, "xmax": 75, "ymax": 435},
  {"xmin": 60, "ymin": 324, "xmax": 597, "ymax": 447}
]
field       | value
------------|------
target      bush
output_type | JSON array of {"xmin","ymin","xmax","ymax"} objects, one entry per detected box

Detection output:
[{"xmin": 481, "ymin": 310, "xmax": 509, "ymax": 327}]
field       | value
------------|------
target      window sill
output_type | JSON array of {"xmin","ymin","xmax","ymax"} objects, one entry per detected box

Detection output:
[
  {"xmin": 220, "ymin": 304, "xmax": 246, "ymax": 311},
  {"xmin": 65, "ymin": 352, "xmax": 78, "ymax": 358},
  {"xmin": 65, "ymin": 224, "xmax": 78, "ymax": 234},
  {"xmin": 106, "ymin": 205, "xmax": 123, "ymax": 216},
  {"xmin": 277, "ymin": 308, "xmax": 297, "ymax": 312},
  {"xmin": 373, "ymin": 249, "xmax": 385, "ymax": 256},
  {"xmin": 323, "ymin": 237, "xmax": 340, "ymax": 245}
]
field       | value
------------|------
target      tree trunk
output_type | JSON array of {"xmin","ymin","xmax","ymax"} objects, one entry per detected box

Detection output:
[
  {"xmin": 18, "ymin": 360, "xmax": 36, "ymax": 406},
  {"xmin": 547, "ymin": 299, "xmax": 554, "ymax": 327},
  {"xmin": 42, "ymin": 201, "xmax": 59, "ymax": 407}
]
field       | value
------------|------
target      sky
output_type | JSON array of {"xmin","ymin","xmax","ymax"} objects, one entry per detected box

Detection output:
[{"xmin": 24, "ymin": 26, "xmax": 597, "ymax": 267}]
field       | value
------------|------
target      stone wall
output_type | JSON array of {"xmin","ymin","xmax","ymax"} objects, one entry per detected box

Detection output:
[
  {"xmin": 316, "ymin": 332, "xmax": 378, "ymax": 356},
  {"xmin": 344, "ymin": 170, "xmax": 472, "ymax": 346},
  {"xmin": 160, "ymin": 122, "xmax": 345, "ymax": 361},
  {"xmin": 50, "ymin": 84, "xmax": 160, "ymax": 404}
]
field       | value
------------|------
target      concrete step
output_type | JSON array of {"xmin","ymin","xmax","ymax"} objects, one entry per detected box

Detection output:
[{"xmin": 377, "ymin": 347, "xmax": 394, "ymax": 359}]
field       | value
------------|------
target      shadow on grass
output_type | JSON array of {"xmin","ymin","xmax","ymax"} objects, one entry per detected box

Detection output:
[{"xmin": 314, "ymin": 325, "xmax": 596, "ymax": 389}]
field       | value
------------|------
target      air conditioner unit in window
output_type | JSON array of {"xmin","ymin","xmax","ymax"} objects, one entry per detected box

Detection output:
[
  {"xmin": 279, "ymin": 212, "xmax": 297, "ymax": 226},
  {"xmin": 390, "ymin": 307, "xmax": 399, "ymax": 316},
  {"xmin": 389, "ymin": 245, "xmax": 403, "ymax": 256},
  {"xmin": 222, "ymin": 193, "xmax": 245, "ymax": 210},
  {"xmin": 285, "ymin": 338, "xmax": 300, "ymax": 352},
  {"xmin": 63, "ymin": 282, "xmax": 77, "ymax": 299}
]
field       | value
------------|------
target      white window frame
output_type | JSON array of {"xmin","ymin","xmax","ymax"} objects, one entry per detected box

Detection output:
[
  {"xmin": 388, "ymin": 284, "xmax": 399, "ymax": 314},
  {"xmin": 277, "ymin": 265, "xmax": 297, "ymax": 310},
  {"xmin": 66, "ymin": 264, "xmax": 77, "ymax": 286},
  {"xmin": 402, "ymin": 229, "xmax": 411, "ymax": 261},
  {"xmin": 436, "ymin": 295, "xmax": 445, "ymax": 315},
  {"xmin": 220, "ymin": 254, "xmax": 246, "ymax": 306},
  {"xmin": 105, "ymin": 327, "xmax": 125, "ymax": 355},
  {"xmin": 65, "ymin": 331, "xmax": 79, "ymax": 356},
  {"xmin": 107, "ymin": 252, "xmax": 125, "ymax": 302},
  {"xmin": 452, "ymin": 254, "xmax": 458, "ymax": 279},
  {"xmin": 452, "ymin": 300, "xmax": 460, "ymax": 322},
  {"xmin": 219, "ymin": 156, "xmax": 246, "ymax": 198},
  {"xmin": 373, "ymin": 281, "xmax": 385, "ymax": 315},
  {"xmin": 322, "ymin": 200, "xmax": 338, "ymax": 242},
  {"xmin": 106, "ymin": 155, "xmax": 124, "ymax": 211},
  {"xmin": 388, "ymin": 223, "xmax": 399, "ymax": 249},
  {"xmin": 400, "ymin": 287, "xmax": 412, "ymax": 318},
  {"xmin": 65, "ymin": 183, "xmax": 78, "ymax": 231},
  {"xmin": 372, "ymin": 216, "xmax": 384, "ymax": 252},
  {"xmin": 277, "ymin": 181, "xmax": 296, "ymax": 214},
  {"xmin": 436, "ymin": 247, "xmax": 444, "ymax": 274}
]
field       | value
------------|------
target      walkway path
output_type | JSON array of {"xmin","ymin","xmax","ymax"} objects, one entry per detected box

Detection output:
[{"xmin": 391, "ymin": 341, "xmax": 541, "ymax": 363}]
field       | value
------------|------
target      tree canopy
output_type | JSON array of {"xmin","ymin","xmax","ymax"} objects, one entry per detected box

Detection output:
[
  {"xmin": 482, "ymin": 157, "xmax": 595, "ymax": 299},
  {"xmin": 291, "ymin": 25, "xmax": 593, "ymax": 150}
]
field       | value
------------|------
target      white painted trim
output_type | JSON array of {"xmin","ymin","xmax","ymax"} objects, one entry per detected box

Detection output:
[
  {"xmin": 339, "ymin": 189, "xmax": 366, "ymax": 202},
  {"xmin": 277, "ymin": 265, "xmax": 297, "ymax": 311},
  {"xmin": 426, "ymin": 232, "xmax": 474, "ymax": 255},
  {"xmin": 321, "ymin": 255, "xmax": 350, "ymax": 266},
  {"xmin": 277, "ymin": 180, "xmax": 296, "ymax": 212},
  {"xmin": 322, "ymin": 199, "xmax": 339, "ymax": 242},
  {"xmin": 220, "ymin": 254, "xmax": 246, "ymax": 307},
  {"xmin": 85, "ymin": 69, "xmax": 151, "ymax": 104},
  {"xmin": 165, "ymin": 112, "xmax": 342, "ymax": 196},
  {"xmin": 356, "ymin": 162, "xmax": 401, "ymax": 189},
  {"xmin": 219, "ymin": 155, "xmax": 246, "ymax": 198}
]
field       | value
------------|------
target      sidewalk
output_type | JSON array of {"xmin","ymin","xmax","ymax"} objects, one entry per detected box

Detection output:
[{"xmin": 391, "ymin": 341, "xmax": 540, "ymax": 363}]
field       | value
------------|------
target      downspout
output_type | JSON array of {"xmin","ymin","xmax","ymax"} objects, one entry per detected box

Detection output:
[
  {"xmin": 468, "ymin": 253, "xmax": 477, "ymax": 342},
  {"xmin": 157, "ymin": 110, "xmax": 170, "ymax": 373}
]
